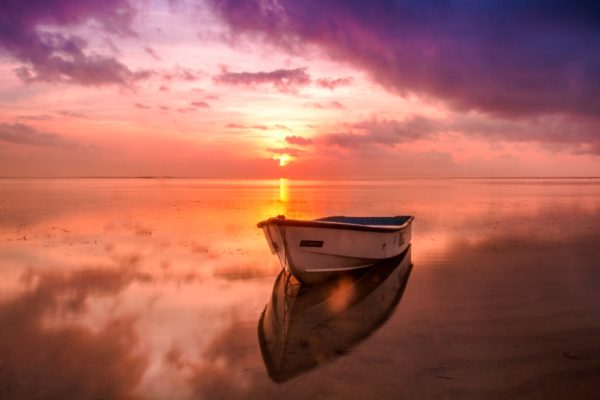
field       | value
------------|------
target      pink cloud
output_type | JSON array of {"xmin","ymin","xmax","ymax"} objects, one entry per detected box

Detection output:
[
  {"xmin": 57, "ymin": 111, "xmax": 90, "ymax": 119},
  {"xmin": 226, "ymin": 123, "xmax": 291, "ymax": 131},
  {"xmin": 144, "ymin": 46, "xmax": 161, "ymax": 60},
  {"xmin": 213, "ymin": 67, "xmax": 310, "ymax": 93},
  {"xmin": 305, "ymin": 101, "xmax": 346, "ymax": 110},
  {"xmin": 0, "ymin": 122, "xmax": 88, "ymax": 149},
  {"xmin": 162, "ymin": 66, "xmax": 202, "ymax": 81},
  {"xmin": 285, "ymin": 135, "xmax": 313, "ymax": 146},
  {"xmin": 191, "ymin": 101, "xmax": 210, "ymax": 109},
  {"xmin": 316, "ymin": 77, "xmax": 353, "ymax": 90}
]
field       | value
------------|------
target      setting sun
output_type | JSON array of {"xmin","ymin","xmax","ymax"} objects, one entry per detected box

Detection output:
[{"xmin": 277, "ymin": 154, "xmax": 292, "ymax": 167}]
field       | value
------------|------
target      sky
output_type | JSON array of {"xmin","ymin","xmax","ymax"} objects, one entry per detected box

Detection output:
[{"xmin": 0, "ymin": 0, "xmax": 599, "ymax": 177}]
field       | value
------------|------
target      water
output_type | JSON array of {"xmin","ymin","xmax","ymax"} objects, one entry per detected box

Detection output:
[{"xmin": 1, "ymin": 178, "xmax": 599, "ymax": 399}]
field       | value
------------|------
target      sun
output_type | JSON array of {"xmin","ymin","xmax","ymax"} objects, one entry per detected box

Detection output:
[{"xmin": 277, "ymin": 154, "xmax": 291, "ymax": 167}]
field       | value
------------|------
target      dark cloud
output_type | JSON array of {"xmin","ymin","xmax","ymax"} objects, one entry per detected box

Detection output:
[
  {"xmin": 134, "ymin": 102, "xmax": 150, "ymax": 109},
  {"xmin": 0, "ymin": 0, "xmax": 150, "ymax": 86},
  {"xmin": 213, "ymin": 67, "xmax": 310, "ymax": 93},
  {"xmin": 316, "ymin": 76, "xmax": 353, "ymax": 90},
  {"xmin": 0, "ymin": 123, "xmax": 81, "ymax": 149},
  {"xmin": 207, "ymin": 1, "xmax": 600, "ymax": 119}
]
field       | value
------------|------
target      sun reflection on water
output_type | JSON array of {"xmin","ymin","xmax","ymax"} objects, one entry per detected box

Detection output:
[{"xmin": 279, "ymin": 178, "xmax": 289, "ymax": 203}]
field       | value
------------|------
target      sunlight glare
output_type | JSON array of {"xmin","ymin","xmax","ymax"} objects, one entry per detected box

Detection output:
[{"xmin": 278, "ymin": 154, "xmax": 291, "ymax": 167}]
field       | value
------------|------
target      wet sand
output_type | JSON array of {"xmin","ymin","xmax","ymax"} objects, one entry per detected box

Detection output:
[{"xmin": 0, "ymin": 178, "xmax": 599, "ymax": 399}]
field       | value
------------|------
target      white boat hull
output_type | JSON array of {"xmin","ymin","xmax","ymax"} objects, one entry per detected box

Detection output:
[{"xmin": 259, "ymin": 216, "xmax": 412, "ymax": 284}]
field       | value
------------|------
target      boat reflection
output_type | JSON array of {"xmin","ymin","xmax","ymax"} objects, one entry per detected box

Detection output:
[{"xmin": 258, "ymin": 246, "xmax": 413, "ymax": 382}]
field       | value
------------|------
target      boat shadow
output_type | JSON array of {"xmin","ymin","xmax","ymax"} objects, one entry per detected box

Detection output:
[{"xmin": 257, "ymin": 245, "xmax": 413, "ymax": 383}]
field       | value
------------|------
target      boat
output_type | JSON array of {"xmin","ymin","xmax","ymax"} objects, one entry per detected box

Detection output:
[
  {"xmin": 257, "ymin": 215, "xmax": 413, "ymax": 284},
  {"xmin": 258, "ymin": 246, "xmax": 413, "ymax": 382}
]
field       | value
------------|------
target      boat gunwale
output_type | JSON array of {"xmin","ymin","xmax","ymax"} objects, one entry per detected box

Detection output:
[{"xmin": 257, "ymin": 215, "xmax": 414, "ymax": 233}]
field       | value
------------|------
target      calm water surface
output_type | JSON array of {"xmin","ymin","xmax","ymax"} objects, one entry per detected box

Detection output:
[{"xmin": 1, "ymin": 178, "xmax": 599, "ymax": 399}]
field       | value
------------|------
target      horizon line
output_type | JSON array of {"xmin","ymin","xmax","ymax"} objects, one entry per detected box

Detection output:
[{"xmin": 1, "ymin": 176, "xmax": 599, "ymax": 180}]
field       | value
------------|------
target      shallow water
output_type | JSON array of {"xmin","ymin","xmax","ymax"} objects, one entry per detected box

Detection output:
[{"xmin": 1, "ymin": 178, "xmax": 599, "ymax": 399}]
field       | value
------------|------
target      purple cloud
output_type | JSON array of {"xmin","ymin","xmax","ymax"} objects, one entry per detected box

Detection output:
[
  {"xmin": 207, "ymin": 1, "xmax": 600, "ymax": 119},
  {"xmin": 288, "ymin": 113, "xmax": 600, "ymax": 155},
  {"xmin": 0, "ymin": 0, "xmax": 150, "ymax": 86},
  {"xmin": 213, "ymin": 67, "xmax": 310, "ymax": 93},
  {"xmin": 316, "ymin": 77, "xmax": 353, "ymax": 90}
]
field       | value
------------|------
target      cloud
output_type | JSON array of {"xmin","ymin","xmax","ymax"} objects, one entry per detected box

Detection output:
[
  {"xmin": 207, "ymin": 1, "xmax": 600, "ymax": 119},
  {"xmin": 213, "ymin": 67, "xmax": 310, "ymax": 93},
  {"xmin": 177, "ymin": 106, "xmax": 198, "ymax": 113},
  {"xmin": 0, "ymin": 266, "xmax": 149, "ymax": 400},
  {"xmin": 287, "ymin": 113, "xmax": 600, "ymax": 155},
  {"xmin": 318, "ymin": 115, "xmax": 439, "ymax": 148},
  {"xmin": 285, "ymin": 135, "xmax": 313, "ymax": 146},
  {"xmin": 145, "ymin": 45, "xmax": 161, "ymax": 60},
  {"xmin": 305, "ymin": 101, "xmax": 346, "ymax": 110},
  {"xmin": 57, "ymin": 110, "xmax": 90, "ymax": 119},
  {"xmin": 16, "ymin": 114, "xmax": 53, "ymax": 121},
  {"xmin": 162, "ymin": 66, "xmax": 202, "ymax": 81},
  {"xmin": 134, "ymin": 103, "xmax": 150, "ymax": 109},
  {"xmin": 226, "ymin": 123, "xmax": 291, "ymax": 131},
  {"xmin": 316, "ymin": 76, "xmax": 353, "ymax": 90},
  {"xmin": 191, "ymin": 101, "xmax": 210, "ymax": 109},
  {"xmin": 0, "ymin": 0, "xmax": 150, "ymax": 86},
  {"xmin": 266, "ymin": 147, "xmax": 302, "ymax": 157},
  {"xmin": 0, "ymin": 123, "xmax": 82, "ymax": 149}
]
